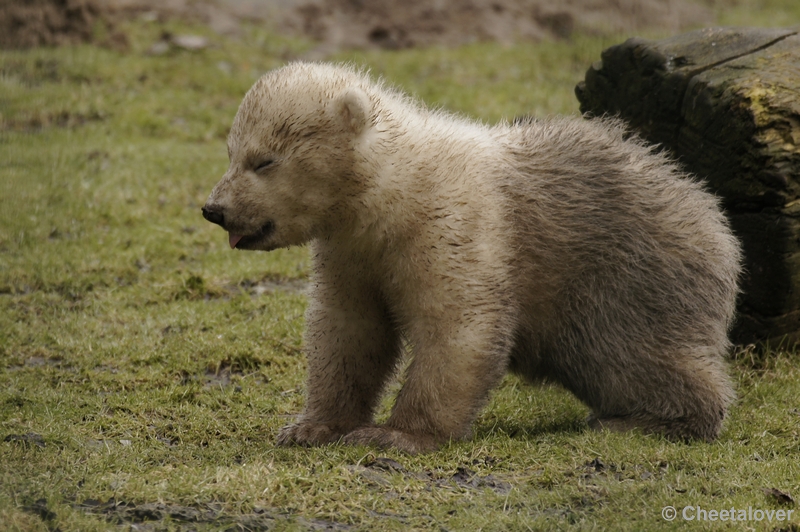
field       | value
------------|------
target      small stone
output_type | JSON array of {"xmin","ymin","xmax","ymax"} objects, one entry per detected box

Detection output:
[
  {"xmin": 172, "ymin": 35, "xmax": 210, "ymax": 51},
  {"xmin": 147, "ymin": 41, "xmax": 170, "ymax": 55}
]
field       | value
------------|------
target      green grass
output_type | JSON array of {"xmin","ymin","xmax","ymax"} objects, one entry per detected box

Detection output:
[{"xmin": 2, "ymin": 2, "xmax": 800, "ymax": 530}]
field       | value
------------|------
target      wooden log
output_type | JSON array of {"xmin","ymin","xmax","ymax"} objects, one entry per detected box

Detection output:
[{"xmin": 576, "ymin": 27, "xmax": 800, "ymax": 346}]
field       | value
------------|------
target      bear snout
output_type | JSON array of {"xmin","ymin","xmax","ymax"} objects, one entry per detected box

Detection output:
[{"xmin": 201, "ymin": 205, "xmax": 225, "ymax": 227}]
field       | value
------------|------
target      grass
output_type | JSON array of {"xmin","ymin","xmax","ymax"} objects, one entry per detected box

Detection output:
[{"xmin": 2, "ymin": 2, "xmax": 800, "ymax": 530}]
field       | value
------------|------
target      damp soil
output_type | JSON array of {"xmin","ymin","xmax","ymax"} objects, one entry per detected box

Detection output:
[
  {"xmin": 16, "ymin": 455, "xmax": 515, "ymax": 530},
  {"xmin": 3, "ymin": 0, "xmax": 722, "ymax": 51}
]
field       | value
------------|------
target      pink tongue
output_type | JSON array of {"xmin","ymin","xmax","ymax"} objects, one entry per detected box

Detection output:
[{"xmin": 228, "ymin": 233, "xmax": 244, "ymax": 249}]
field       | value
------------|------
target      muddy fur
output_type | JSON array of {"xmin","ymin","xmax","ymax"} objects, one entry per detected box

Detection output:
[{"xmin": 202, "ymin": 62, "xmax": 742, "ymax": 453}]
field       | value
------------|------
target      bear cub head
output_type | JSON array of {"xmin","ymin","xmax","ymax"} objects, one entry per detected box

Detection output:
[{"xmin": 202, "ymin": 63, "xmax": 374, "ymax": 251}]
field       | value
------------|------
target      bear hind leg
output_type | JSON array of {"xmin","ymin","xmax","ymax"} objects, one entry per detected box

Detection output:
[
  {"xmin": 584, "ymin": 353, "xmax": 734, "ymax": 442},
  {"xmin": 586, "ymin": 408, "xmax": 726, "ymax": 442}
]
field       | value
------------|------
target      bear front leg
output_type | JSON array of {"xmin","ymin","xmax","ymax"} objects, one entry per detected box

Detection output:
[
  {"xmin": 276, "ymin": 276, "xmax": 403, "ymax": 448},
  {"xmin": 344, "ymin": 314, "xmax": 513, "ymax": 453}
]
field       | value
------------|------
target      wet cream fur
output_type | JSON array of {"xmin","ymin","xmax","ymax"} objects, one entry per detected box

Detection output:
[{"xmin": 204, "ymin": 62, "xmax": 742, "ymax": 453}]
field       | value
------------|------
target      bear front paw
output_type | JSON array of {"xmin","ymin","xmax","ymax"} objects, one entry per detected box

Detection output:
[
  {"xmin": 343, "ymin": 426, "xmax": 440, "ymax": 454},
  {"xmin": 276, "ymin": 422, "xmax": 346, "ymax": 447}
]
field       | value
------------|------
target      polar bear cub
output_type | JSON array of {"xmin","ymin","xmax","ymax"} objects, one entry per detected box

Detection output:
[{"xmin": 202, "ymin": 62, "xmax": 741, "ymax": 453}]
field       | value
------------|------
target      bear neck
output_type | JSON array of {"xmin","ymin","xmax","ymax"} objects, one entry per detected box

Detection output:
[{"xmin": 340, "ymin": 110, "xmax": 503, "ymax": 247}]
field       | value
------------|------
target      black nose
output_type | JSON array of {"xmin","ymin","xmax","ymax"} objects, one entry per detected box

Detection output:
[{"xmin": 202, "ymin": 205, "xmax": 225, "ymax": 227}]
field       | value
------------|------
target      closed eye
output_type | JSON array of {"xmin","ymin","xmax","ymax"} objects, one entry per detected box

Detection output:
[{"xmin": 255, "ymin": 159, "xmax": 275, "ymax": 172}]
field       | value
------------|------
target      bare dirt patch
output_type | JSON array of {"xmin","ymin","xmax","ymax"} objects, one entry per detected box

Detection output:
[
  {"xmin": 3, "ymin": 0, "xmax": 721, "ymax": 51},
  {"xmin": 20, "ymin": 497, "xmax": 354, "ymax": 530},
  {"xmin": 55, "ymin": 457, "xmax": 510, "ymax": 529},
  {"xmin": 0, "ymin": 0, "xmax": 126, "ymax": 50},
  {"xmin": 283, "ymin": 0, "xmax": 716, "ymax": 50}
]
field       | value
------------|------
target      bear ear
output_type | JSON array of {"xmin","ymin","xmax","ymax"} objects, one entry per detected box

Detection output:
[{"xmin": 335, "ymin": 87, "xmax": 370, "ymax": 135}]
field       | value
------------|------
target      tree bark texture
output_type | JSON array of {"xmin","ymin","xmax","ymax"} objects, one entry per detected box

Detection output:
[{"xmin": 576, "ymin": 26, "xmax": 800, "ymax": 346}]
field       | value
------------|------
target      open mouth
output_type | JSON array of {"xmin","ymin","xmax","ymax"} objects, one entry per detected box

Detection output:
[{"xmin": 228, "ymin": 222, "xmax": 275, "ymax": 250}]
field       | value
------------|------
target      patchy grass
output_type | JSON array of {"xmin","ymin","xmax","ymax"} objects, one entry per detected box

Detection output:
[{"xmin": 2, "ymin": 3, "xmax": 800, "ymax": 530}]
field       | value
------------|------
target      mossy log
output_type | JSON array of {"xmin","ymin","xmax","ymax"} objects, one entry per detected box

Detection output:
[{"xmin": 576, "ymin": 27, "xmax": 800, "ymax": 346}]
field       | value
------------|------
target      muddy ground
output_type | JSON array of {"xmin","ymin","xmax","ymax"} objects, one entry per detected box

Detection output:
[{"xmin": 2, "ymin": 0, "xmax": 720, "ymax": 51}]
